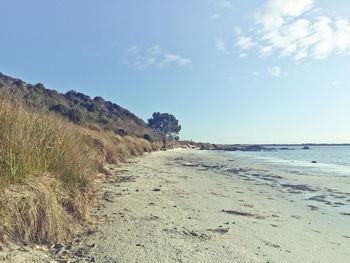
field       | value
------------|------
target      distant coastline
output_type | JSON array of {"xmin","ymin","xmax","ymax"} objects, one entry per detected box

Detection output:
[{"xmin": 262, "ymin": 143, "xmax": 350, "ymax": 146}]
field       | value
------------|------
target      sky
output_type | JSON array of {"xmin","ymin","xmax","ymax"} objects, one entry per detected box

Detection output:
[{"xmin": 1, "ymin": 0, "xmax": 350, "ymax": 144}]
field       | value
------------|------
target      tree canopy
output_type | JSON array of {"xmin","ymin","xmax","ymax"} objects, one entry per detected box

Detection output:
[{"xmin": 148, "ymin": 112, "xmax": 181, "ymax": 139}]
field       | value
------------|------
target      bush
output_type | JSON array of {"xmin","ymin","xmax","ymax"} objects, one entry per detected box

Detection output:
[
  {"xmin": 50, "ymin": 104, "xmax": 69, "ymax": 115},
  {"xmin": 115, "ymin": 128, "xmax": 127, "ymax": 136},
  {"xmin": 143, "ymin": 134, "xmax": 153, "ymax": 143},
  {"xmin": 68, "ymin": 108, "xmax": 84, "ymax": 124},
  {"xmin": 87, "ymin": 103, "xmax": 100, "ymax": 113}
]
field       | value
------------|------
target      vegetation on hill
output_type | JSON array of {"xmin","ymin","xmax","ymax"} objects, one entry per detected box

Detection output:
[
  {"xmin": 0, "ymin": 72, "xmax": 186, "ymax": 245},
  {"xmin": 0, "ymin": 72, "xmax": 161, "ymax": 141}
]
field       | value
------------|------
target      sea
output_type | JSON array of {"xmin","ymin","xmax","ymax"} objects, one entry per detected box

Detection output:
[{"xmin": 227, "ymin": 145, "xmax": 350, "ymax": 177}]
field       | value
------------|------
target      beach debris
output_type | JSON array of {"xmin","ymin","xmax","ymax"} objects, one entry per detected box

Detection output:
[
  {"xmin": 307, "ymin": 205, "xmax": 319, "ymax": 211},
  {"xmin": 181, "ymin": 229, "xmax": 209, "ymax": 239},
  {"xmin": 207, "ymin": 228, "xmax": 229, "ymax": 234},
  {"xmin": 340, "ymin": 212, "xmax": 350, "ymax": 216},
  {"xmin": 250, "ymin": 173, "xmax": 283, "ymax": 180},
  {"xmin": 74, "ymin": 248, "xmax": 85, "ymax": 257},
  {"xmin": 221, "ymin": 210, "xmax": 254, "ymax": 217},
  {"xmin": 51, "ymin": 243, "xmax": 65, "ymax": 254},
  {"xmin": 188, "ymin": 231, "xmax": 198, "ymax": 237},
  {"xmin": 103, "ymin": 191, "xmax": 114, "ymax": 202},
  {"xmin": 280, "ymin": 184, "xmax": 315, "ymax": 192},
  {"xmin": 328, "ymin": 241, "xmax": 341, "ymax": 246},
  {"xmin": 312, "ymin": 161, "xmax": 317, "ymax": 163},
  {"xmin": 221, "ymin": 209, "xmax": 265, "ymax": 219},
  {"xmin": 308, "ymin": 195, "xmax": 332, "ymax": 205},
  {"xmin": 152, "ymin": 188, "xmax": 160, "ymax": 191},
  {"xmin": 226, "ymin": 168, "xmax": 248, "ymax": 174},
  {"xmin": 263, "ymin": 240, "xmax": 280, "ymax": 248}
]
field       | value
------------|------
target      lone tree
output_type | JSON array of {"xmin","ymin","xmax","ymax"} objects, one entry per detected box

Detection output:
[{"xmin": 148, "ymin": 112, "xmax": 181, "ymax": 147}]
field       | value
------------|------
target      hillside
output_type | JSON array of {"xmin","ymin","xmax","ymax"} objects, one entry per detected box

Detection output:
[
  {"xmin": 0, "ymin": 72, "xmax": 161, "ymax": 140},
  {"xmin": 0, "ymin": 72, "xmax": 174, "ymax": 246}
]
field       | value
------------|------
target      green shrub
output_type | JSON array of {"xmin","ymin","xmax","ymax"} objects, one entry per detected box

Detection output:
[
  {"xmin": 50, "ymin": 104, "xmax": 69, "ymax": 114},
  {"xmin": 115, "ymin": 128, "xmax": 127, "ymax": 136},
  {"xmin": 68, "ymin": 109, "xmax": 84, "ymax": 124},
  {"xmin": 143, "ymin": 134, "xmax": 153, "ymax": 142}
]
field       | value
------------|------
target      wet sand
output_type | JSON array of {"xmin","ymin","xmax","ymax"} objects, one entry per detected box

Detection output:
[{"xmin": 2, "ymin": 148, "xmax": 350, "ymax": 262}]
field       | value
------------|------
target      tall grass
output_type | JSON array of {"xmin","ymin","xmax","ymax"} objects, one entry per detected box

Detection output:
[
  {"xmin": 0, "ymin": 95, "xmax": 91, "ymax": 187},
  {"xmin": 0, "ymin": 94, "xmax": 95, "ymax": 243},
  {"xmin": 82, "ymin": 128, "xmax": 162, "ymax": 173}
]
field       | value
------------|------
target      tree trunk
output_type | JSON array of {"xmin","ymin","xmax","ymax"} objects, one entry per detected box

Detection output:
[{"xmin": 162, "ymin": 136, "xmax": 167, "ymax": 149}]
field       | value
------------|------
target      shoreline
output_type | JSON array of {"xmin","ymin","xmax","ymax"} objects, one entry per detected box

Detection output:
[{"xmin": 2, "ymin": 148, "xmax": 350, "ymax": 262}]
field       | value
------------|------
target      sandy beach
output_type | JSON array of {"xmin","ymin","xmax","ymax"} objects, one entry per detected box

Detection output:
[{"xmin": 2, "ymin": 148, "xmax": 350, "ymax": 262}]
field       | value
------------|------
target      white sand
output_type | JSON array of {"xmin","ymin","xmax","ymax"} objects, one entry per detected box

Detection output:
[{"xmin": 2, "ymin": 148, "xmax": 350, "ymax": 262}]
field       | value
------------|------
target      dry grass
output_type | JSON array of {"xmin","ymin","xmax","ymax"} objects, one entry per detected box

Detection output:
[
  {"xmin": 0, "ymin": 175, "xmax": 94, "ymax": 243},
  {"xmin": 0, "ymin": 94, "xmax": 96, "ymax": 244},
  {"xmin": 0, "ymin": 92, "xmax": 187, "ymax": 245},
  {"xmin": 82, "ymin": 128, "xmax": 163, "ymax": 172},
  {"xmin": 0, "ymin": 96, "xmax": 92, "ymax": 188}
]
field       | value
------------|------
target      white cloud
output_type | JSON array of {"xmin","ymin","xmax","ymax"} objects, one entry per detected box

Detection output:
[
  {"xmin": 253, "ymin": 71, "xmax": 260, "ymax": 76},
  {"xmin": 268, "ymin": 66, "xmax": 281, "ymax": 77},
  {"xmin": 211, "ymin": 13, "xmax": 221, "ymax": 19},
  {"xmin": 255, "ymin": 0, "xmax": 314, "ymax": 30},
  {"xmin": 215, "ymin": 39, "xmax": 230, "ymax": 54},
  {"xmin": 124, "ymin": 45, "xmax": 192, "ymax": 70},
  {"xmin": 237, "ymin": 0, "xmax": 350, "ymax": 60},
  {"xmin": 260, "ymin": 45, "xmax": 273, "ymax": 56},
  {"xmin": 159, "ymin": 54, "xmax": 192, "ymax": 68},
  {"xmin": 149, "ymin": 45, "xmax": 162, "ymax": 55},
  {"xmin": 239, "ymin": 53, "xmax": 247, "ymax": 58},
  {"xmin": 236, "ymin": 36, "xmax": 255, "ymax": 50}
]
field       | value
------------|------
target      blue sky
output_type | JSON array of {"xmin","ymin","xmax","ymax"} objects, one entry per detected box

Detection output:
[{"xmin": 1, "ymin": 0, "xmax": 350, "ymax": 144}]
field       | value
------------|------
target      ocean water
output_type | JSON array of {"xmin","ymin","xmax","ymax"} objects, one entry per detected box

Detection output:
[{"xmin": 227, "ymin": 146, "xmax": 350, "ymax": 177}]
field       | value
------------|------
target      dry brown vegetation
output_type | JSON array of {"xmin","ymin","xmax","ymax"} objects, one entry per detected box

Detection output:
[
  {"xmin": 82, "ymin": 128, "xmax": 163, "ymax": 173},
  {"xmin": 0, "ymin": 94, "xmax": 95, "ymax": 244},
  {"xmin": 0, "ymin": 93, "xmax": 192, "ymax": 245}
]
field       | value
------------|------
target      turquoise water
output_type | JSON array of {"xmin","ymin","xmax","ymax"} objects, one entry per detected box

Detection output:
[{"xmin": 228, "ymin": 146, "xmax": 350, "ymax": 177}]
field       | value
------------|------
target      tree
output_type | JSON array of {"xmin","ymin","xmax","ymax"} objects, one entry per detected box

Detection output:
[{"xmin": 148, "ymin": 112, "xmax": 181, "ymax": 146}]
